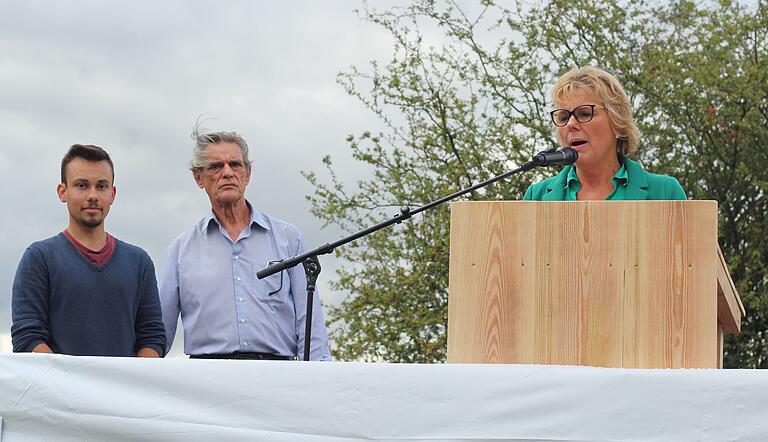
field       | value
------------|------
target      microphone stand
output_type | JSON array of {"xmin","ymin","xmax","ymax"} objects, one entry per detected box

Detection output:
[{"xmin": 257, "ymin": 148, "xmax": 575, "ymax": 361}]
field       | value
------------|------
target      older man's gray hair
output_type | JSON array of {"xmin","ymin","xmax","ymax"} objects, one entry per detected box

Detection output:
[{"xmin": 189, "ymin": 130, "xmax": 253, "ymax": 172}]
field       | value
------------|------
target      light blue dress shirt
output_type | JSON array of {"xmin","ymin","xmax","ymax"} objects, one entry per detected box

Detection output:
[{"xmin": 159, "ymin": 204, "xmax": 331, "ymax": 360}]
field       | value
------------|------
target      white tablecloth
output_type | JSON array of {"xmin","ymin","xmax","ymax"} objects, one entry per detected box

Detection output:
[{"xmin": 1, "ymin": 354, "xmax": 766, "ymax": 441}]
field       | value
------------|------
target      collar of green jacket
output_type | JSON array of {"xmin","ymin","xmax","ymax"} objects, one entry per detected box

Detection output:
[{"xmin": 539, "ymin": 156, "xmax": 648, "ymax": 201}]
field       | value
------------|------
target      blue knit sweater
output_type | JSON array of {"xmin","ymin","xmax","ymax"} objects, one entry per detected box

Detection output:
[{"xmin": 11, "ymin": 233, "xmax": 167, "ymax": 356}]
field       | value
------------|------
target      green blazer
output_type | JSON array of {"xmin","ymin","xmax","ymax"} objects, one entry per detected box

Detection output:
[{"xmin": 523, "ymin": 157, "xmax": 687, "ymax": 201}]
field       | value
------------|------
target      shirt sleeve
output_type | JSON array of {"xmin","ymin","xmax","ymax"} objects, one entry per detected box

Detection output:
[
  {"xmin": 11, "ymin": 246, "xmax": 52, "ymax": 352},
  {"xmin": 290, "ymin": 233, "xmax": 332, "ymax": 361},
  {"xmin": 158, "ymin": 242, "xmax": 182, "ymax": 351},
  {"xmin": 134, "ymin": 254, "xmax": 168, "ymax": 357}
]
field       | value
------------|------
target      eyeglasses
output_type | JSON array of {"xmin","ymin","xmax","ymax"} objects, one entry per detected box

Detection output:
[{"xmin": 549, "ymin": 104, "xmax": 605, "ymax": 127}]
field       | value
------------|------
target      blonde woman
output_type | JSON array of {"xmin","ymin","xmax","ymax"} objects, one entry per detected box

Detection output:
[{"xmin": 524, "ymin": 66, "xmax": 686, "ymax": 201}]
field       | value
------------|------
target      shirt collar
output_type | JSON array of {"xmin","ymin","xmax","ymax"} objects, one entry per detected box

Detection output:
[
  {"xmin": 564, "ymin": 156, "xmax": 628, "ymax": 190},
  {"xmin": 612, "ymin": 157, "xmax": 628, "ymax": 184},
  {"xmin": 565, "ymin": 164, "xmax": 580, "ymax": 189},
  {"xmin": 200, "ymin": 200, "xmax": 272, "ymax": 233}
]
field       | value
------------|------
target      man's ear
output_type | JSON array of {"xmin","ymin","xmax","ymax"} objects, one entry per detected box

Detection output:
[
  {"xmin": 193, "ymin": 170, "xmax": 205, "ymax": 188},
  {"xmin": 244, "ymin": 166, "xmax": 251, "ymax": 186},
  {"xmin": 56, "ymin": 183, "xmax": 67, "ymax": 202}
]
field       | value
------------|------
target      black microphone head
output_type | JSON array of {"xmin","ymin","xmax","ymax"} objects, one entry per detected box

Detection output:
[
  {"xmin": 560, "ymin": 147, "xmax": 578, "ymax": 165},
  {"xmin": 532, "ymin": 147, "xmax": 578, "ymax": 167}
]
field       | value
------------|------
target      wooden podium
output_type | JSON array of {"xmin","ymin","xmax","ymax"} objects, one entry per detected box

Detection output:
[{"xmin": 447, "ymin": 201, "xmax": 743, "ymax": 368}]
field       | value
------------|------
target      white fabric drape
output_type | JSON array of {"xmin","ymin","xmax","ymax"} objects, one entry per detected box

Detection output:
[{"xmin": 1, "ymin": 354, "xmax": 766, "ymax": 441}]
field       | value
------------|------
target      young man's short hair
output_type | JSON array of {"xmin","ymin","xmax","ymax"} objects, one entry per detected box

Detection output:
[{"xmin": 60, "ymin": 144, "xmax": 115, "ymax": 184}]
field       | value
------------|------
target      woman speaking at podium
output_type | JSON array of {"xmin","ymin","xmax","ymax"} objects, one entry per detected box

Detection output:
[{"xmin": 523, "ymin": 66, "xmax": 686, "ymax": 201}]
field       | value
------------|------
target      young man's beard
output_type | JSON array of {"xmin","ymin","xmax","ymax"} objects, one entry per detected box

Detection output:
[{"xmin": 77, "ymin": 215, "xmax": 104, "ymax": 229}]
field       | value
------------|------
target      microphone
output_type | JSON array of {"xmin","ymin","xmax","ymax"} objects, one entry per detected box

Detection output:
[{"xmin": 531, "ymin": 147, "xmax": 578, "ymax": 166}]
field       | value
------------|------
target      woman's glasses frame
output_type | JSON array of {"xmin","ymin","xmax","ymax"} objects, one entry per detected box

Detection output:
[{"xmin": 549, "ymin": 104, "xmax": 605, "ymax": 127}]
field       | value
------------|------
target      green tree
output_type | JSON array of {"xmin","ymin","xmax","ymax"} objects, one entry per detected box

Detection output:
[{"xmin": 305, "ymin": 0, "xmax": 768, "ymax": 365}]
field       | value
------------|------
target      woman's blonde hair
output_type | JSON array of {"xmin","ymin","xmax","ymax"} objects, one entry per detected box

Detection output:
[{"xmin": 551, "ymin": 66, "xmax": 640, "ymax": 156}]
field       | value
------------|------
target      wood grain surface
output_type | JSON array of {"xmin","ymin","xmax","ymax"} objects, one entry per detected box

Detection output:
[{"xmin": 447, "ymin": 201, "xmax": 726, "ymax": 368}]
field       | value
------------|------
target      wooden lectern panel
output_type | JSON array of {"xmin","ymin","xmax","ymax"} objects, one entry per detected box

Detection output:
[{"xmin": 447, "ymin": 201, "xmax": 720, "ymax": 368}]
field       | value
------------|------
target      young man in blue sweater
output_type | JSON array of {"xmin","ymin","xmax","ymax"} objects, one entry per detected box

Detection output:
[{"xmin": 11, "ymin": 144, "xmax": 166, "ymax": 357}]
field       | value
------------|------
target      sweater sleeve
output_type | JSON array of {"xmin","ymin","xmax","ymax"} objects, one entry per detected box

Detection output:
[
  {"xmin": 11, "ymin": 246, "xmax": 52, "ymax": 352},
  {"xmin": 133, "ymin": 254, "xmax": 168, "ymax": 357}
]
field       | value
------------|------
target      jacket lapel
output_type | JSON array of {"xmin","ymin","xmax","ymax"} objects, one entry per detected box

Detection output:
[
  {"xmin": 541, "ymin": 166, "xmax": 572, "ymax": 201},
  {"xmin": 622, "ymin": 158, "xmax": 649, "ymax": 200}
]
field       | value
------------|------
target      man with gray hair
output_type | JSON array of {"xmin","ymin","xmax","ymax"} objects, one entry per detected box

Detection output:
[{"xmin": 158, "ymin": 130, "xmax": 331, "ymax": 360}]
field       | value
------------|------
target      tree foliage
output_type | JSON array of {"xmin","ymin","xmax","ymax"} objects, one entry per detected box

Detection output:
[{"xmin": 304, "ymin": 0, "xmax": 768, "ymax": 365}]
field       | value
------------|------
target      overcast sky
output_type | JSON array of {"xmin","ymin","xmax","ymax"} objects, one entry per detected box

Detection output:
[{"xmin": 0, "ymin": 1, "xmax": 411, "ymax": 354}]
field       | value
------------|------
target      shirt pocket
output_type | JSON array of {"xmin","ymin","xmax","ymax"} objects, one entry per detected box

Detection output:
[{"xmin": 253, "ymin": 261, "xmax": 288, "ymax": 303}]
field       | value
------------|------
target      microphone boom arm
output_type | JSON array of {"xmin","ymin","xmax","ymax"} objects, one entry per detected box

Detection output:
[
  {"xmin": 256, "ymin": 147, "xmax": 577, "ymax": 279},
  {"xmin": 256, "ymin": 146, "xmax": 576, "ymax": 360}
]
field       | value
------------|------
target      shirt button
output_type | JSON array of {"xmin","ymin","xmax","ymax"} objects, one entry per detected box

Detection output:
[
  {"xmin": 238, "ymin": 297, "xmax": 244, "ymax": 302},
  {"xmin": 234, "ymin": 256, "xmax": 239, "ymax": 260},
  {"xmin": 236, "ymin": 277, "xmax": 241, "ymax": 281},
  {"xmin": 239, "ymin": 319, "xmax": 246, "ymax": 323},
  {"xmin": 242, "ymin": 342, "xmax": 248, "ymax": 346}
]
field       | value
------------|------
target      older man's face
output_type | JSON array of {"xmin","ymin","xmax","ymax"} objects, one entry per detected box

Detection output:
[{"xmin": 194, "ymin": 142, "xmax": 251, "ymax": 207}]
